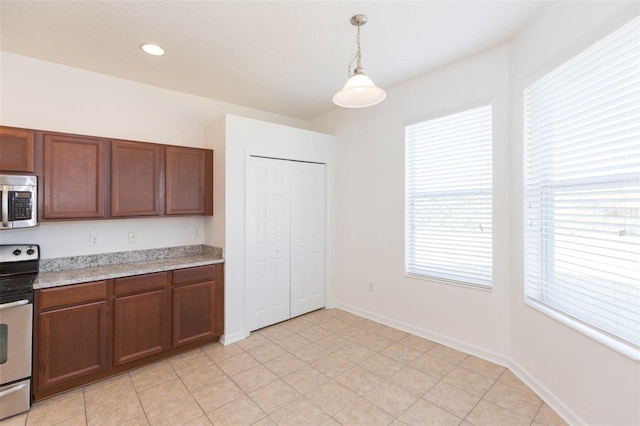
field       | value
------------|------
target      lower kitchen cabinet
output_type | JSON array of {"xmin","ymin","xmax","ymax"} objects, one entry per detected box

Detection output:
[
  {"xmin": 34, "ymin": 281, "xmax": 109, "ymax": 398},
  {"xmin": 33, "ymin": 264, "xmax": 224, "ymax": 400},
  {"xmin": 113, "ymin": 272, "xmax": 170, "ymax": 366},
  {"xmin": 173, "ymin": 265, "xmax": 221, "ymax": 348}
]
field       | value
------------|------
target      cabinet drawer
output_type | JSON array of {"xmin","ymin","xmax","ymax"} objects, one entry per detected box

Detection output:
[
  {"xmin": 39, "ymin": 281, "xmax": 107, "ymax": 310},
  {"xmin": 172, "ymin": 265, "xmax": 215, "ymax": 287},
  {"xmin": 115, "ymin": 272, "xmax": 168, "ymax": 296}
]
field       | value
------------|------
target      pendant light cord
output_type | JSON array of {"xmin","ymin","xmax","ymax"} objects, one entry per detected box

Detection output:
[
  {"xmin": 347, "ymin": 22, "xmax": 363, "ymax": 78},
  {"xmin": 355, "ymin": 22, "xmax": 362, "ymax": 71},
  {"xmin": 333, "ymin": 13, "xmax": 386, "ymax": 108}
]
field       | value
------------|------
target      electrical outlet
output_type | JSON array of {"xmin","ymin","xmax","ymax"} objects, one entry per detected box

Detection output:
[
  {"xmin": 128, "ymin": 231, "xmax": 137, "ymax": 244},
  {"xmin": 368, "ymin": 281, "xmax": 374, "ymax": 292},
  {"xmin": 89, "ymin": 233, "xmax": 101, "ymax": 247},
  {"xmin": 195, "ymin": 228, "xmax": 199, "ymax": 237}
]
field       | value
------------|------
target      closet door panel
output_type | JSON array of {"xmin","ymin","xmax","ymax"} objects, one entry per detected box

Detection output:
[
  {"xmin": 290, "ymin": 162, "xmax": 326, "ymax": 317},
  {"xmin": 246, "ymin": 157, "xmax": 291, "ymax": 331}
]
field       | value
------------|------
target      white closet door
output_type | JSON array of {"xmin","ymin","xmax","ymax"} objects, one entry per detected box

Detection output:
[
  {"xmin": 246, "ymin": 157, "xmax": 291, "ymax": 332},
  {"xmin": 290, "ymin": 162, "xmax": 326, "ymax": 318}
]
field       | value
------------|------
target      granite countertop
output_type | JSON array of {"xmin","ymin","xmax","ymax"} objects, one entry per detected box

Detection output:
[{"xmin": 34, "ymin": 245, "xmax": 224, "ymax": 289}]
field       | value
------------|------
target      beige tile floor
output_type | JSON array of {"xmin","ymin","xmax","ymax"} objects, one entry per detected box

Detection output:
[{"xmin": 2, "ymin": 309, "xmax": 568, "ymax": 426}]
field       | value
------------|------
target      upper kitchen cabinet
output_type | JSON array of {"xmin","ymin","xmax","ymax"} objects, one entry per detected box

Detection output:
[
  {"xmin": 111, "ymin": 140, "xmax": 164, "ymax": 217},
  {"xmin": 32, "ymin": 127, "xmax": 212, "ymax": 221},
  {"xmin": 0, "ymin": 126, "xmax": 35, "ymax": 173},
  {"xmin": 40, "ymin": 132, "xmax": 108, "ymax": 220},
  {"xmin": 165, "ymin": 146, "xmax": 213, "ymax": 215}
]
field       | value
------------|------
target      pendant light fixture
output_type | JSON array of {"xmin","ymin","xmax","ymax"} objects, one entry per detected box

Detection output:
[{"xmin": 333, "ymin": 14, "xmax": 386, "ymax": 108}]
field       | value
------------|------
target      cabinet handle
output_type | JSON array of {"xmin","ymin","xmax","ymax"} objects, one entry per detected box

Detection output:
[
  {"xmin": 1, "ymin": 185, "xmax": 8, "ymax": 227},
  {"xmin": 0, "ymin": 382, "xmax": 26, "ymax": 398},
  {"xmin": 0, "ymin": 299, "xmax": 29, "ymax": 310}
]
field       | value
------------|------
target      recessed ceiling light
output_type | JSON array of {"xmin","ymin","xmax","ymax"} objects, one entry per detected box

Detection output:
[{"xmin": 140, "ymin": 44, "xmax": 165, "ymax": 56}]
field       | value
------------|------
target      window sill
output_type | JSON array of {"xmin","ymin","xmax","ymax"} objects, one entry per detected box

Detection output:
[
  {"xmin": 405, "ymin": 273, "xmax": 493, "ymax": 292},
  {"xmin": 524, "ymin": 298, "xmax": 640, "ymax": 361}
]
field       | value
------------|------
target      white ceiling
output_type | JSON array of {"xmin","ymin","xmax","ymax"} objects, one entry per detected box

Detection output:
[{"xmin": 0, "ymin": 1, "xmax": 551, "ymax": 120}]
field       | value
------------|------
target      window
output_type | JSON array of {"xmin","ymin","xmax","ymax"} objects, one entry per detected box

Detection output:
[
  {"xmin": 405, "ymin": 104, "xmax": 493, "ymax": 287},
  {"xmin": 524, "ymin": 17, "xmax": 640, "ymax": 352}
]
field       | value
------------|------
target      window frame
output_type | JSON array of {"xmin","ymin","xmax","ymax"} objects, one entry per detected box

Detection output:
[
  {"xmin": 405, "ymin": 103, "xmax": 494, "ymax": 289},
  {"xmin": 522, "ymin": 16, "xmax": 640, "ymax": 359}
]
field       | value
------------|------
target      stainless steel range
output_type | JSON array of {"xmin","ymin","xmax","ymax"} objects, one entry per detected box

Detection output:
[{"xmin": 0, "ymin": 244, "xmax": 38, "ymax": 420}]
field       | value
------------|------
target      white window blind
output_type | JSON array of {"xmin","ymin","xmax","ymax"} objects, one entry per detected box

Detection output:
[
  {"xmin": 405, "ymin": 104, "xmax": 493, "ymax": 287},
  {"xmin": 524, "ymin": 16, "xmax": 640, "ymax": 350}
]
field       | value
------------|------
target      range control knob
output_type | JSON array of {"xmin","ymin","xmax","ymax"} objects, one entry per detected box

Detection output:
[
  {"xmin": 12, "ymin": 249, "xmax": 22, "ymax": 256},
  {"xmin": 27, "ymin": 249, "xmax": 35, "ymax": 255}
]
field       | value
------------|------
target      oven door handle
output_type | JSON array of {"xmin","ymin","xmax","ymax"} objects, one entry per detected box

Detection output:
[
  {"xmin": 0, "ymin": 382, "xmax": 27, "ymax": 398},
  {"xmin": 1, "ymin": 185, "xmax": 9, "ymax": 227},
  {"xmin": 0, "ymin": 299, "xmax": 29, "ymax": 310}
]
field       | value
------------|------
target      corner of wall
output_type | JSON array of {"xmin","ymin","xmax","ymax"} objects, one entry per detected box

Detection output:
[
  {"xmin": 206, "ymin": 117, "xmax": 226, "ymax": 249},
  {"xmin": 506, "ymin": 3, "xmax": 640, "ymax": 425}
]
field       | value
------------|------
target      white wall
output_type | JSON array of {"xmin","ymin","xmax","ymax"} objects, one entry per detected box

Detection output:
[
  {"xmin": 0, "ymin": 52, "xmax": 306, "ymax": 257},
  {"xmin": 311, "ymin": 44, "xmax": 513, "ymax": 362},
  {"xmin": 309, "ymin": 2, "xmax": 640, "ymax": 425},
  {"xmin": 3, "ymin": 4, "xmax": 638, "ymax": 422},
  {"xmin": 508, "ymin": 3, "xmax": 640, "ymax": 426},
  {"xmin": 207, "ymin": 114, "xmax": 336, "ymax": 344}
]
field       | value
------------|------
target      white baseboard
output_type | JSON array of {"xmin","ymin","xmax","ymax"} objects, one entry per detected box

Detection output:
[
  {"xmin": 222, "ymin": 302, "xmax": 582, "ymax": 424},
  {"xmin": 335, "ymin": 302, "xmax": 579, "ymax": 426},
  {"xmin": 220, "ymin": 329, "xmax": 249, "ymax": 345},
  {"xmin": 335, "ymin": 302, "xmax": 510, "ymax": 367},
  {"xmin": 325, "ymin": 300, "xmax": 338, "ymax": 309},
  {"xmin": 222, "ymin": 302, "xmax": 337, "ymax": 345},
  {"xmin": 507, "ymin": 360, "xmax": 584, "ymax": 425}
]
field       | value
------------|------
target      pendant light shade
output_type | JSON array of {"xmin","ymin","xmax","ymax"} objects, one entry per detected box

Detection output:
[
  {"xmin": 333, "ymin": 69, "xmax": 386, "ymax": 108},
  {"xmin": 333, "ymin": 14, "xmax": 386, "ymax": 108}
]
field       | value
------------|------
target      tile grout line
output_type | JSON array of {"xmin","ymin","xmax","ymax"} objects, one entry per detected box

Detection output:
[
  {"xmin": 81, "ymin": 385, "xmax": 88, "ymax": 425},
  {"xmin": 13, "ymin": 309, "xmax": 565, "ymax": 426},
  {"xmin": 130, "ymin": 368, "xmax": 152, "ymax": 426}
]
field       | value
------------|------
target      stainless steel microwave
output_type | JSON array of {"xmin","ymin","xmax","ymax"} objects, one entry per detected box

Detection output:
[{"xmin": 0, "ymin": 175, "xmax": 37, "ymax": 230}]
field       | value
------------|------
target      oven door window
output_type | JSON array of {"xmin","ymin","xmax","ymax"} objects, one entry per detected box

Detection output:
[
  {"xmin": 0, "ymin": 324, "xmax": 7, "ymax": 364},
  {"xmin": 0, "ymin": 303, "xmax": 32, "ymax": 383}
]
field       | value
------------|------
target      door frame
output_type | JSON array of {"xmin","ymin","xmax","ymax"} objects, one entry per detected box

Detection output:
[
  {"xmin": 244, "ymin": 153, "xmax": 328, "ymax": 333},
  {"xmin": 212, "ymin": 115, "xmax": 337, "ymax": 347}
]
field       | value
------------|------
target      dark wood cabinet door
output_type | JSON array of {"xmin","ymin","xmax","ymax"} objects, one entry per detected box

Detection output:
[
  {"xmin": 0, "ymin": 126, "xmax": 35, "ymax": 172},
  {"xmin": 41, "ymin": 133, "xmax": 107, "ymax": 219},
  {"xmin": 113, "ymin": 289, "xmax": 170, "ymax": 366},
  {"xmin": 165, "ymin": 146, "xmax": 213, "ymax": 215},
  {"xmin": 215, "ymin": 264, "xmax": 225, "ymax": 337},
  {"xmin": 31, "ymin": 264, "xmax": 223, "ymax": 401},
  {"xmin": 173, "ymin": 281, "xmax": 216, "ymax": 348},
  {"xmin": 172, "ymin": 264, "xmax": 223, "ymax": 347},
  {"xmin": 111, "ymin": 140, "xmax": 164, "ymax": 217},
  {"xmin": 37, "ymin": 301, "xmax": 108, "ymax": 390}
]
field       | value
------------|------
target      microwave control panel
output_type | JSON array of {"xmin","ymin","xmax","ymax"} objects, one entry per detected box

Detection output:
[{"xmin": 9, "ymin": 191, "xmax": 33, "ymax": 220}]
